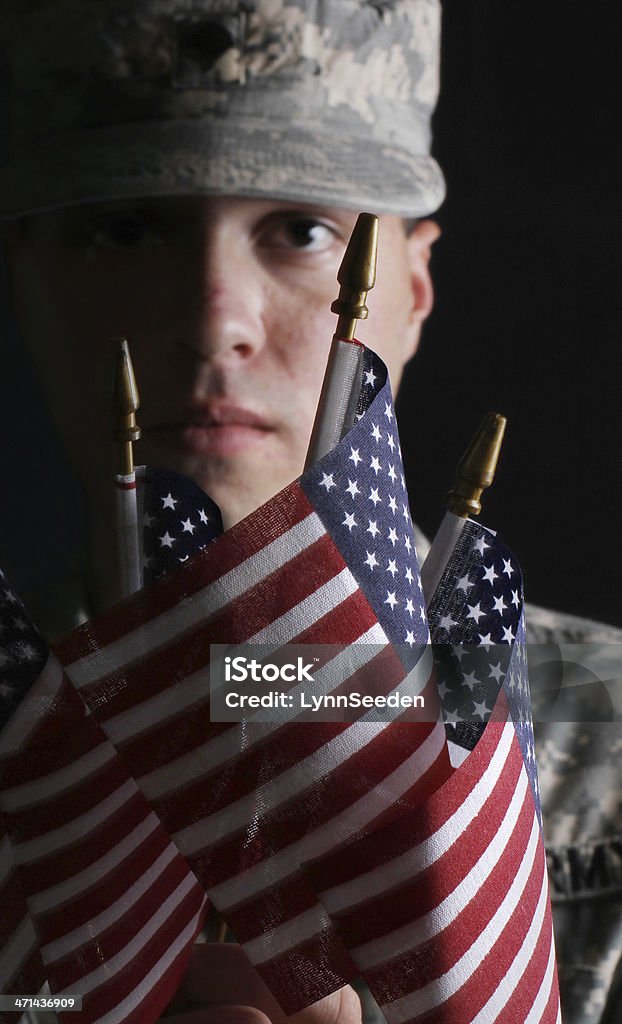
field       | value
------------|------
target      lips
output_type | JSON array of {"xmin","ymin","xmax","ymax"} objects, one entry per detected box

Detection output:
[{"xmin": 142, "ymin": 403, "xmax": 274, "ymax": 456}]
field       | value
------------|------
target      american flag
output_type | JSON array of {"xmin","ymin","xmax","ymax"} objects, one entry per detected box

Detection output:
[
  {"xmin": 1, "ymin": 349, "xmax": 449, "ymax": 1020},
  {"xmin": 0, "ymin": 581, "xmax": 208, "ymax": 1024},
  {"xmin": 306, "ymin": 518, "xmax": 560, "ymax": 1022}
]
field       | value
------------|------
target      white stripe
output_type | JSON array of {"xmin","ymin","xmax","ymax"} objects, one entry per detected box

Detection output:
[
  {"xmin": 68, "ymin": 513, "xmax": 325, "ymax": 687},
  {"xmin": 0, "ymin": 743, "xmax": 114, "ymax": 812},
  {"xmin": 66, "ymin": 873, "xmax": 201, "ymax": 996},
  {"xmin": 88, "ymin": 895, "xmax": 208, "ymax": 1024},
  {"xmin": 105, "ymin": 565, "xmax": 362, "ymax": 754},
  {"xmin": 0, "ymin": 656, "xmax": 65, "ymax": 757},
  {"xmin": 382, "ymin": 810, "xmax": 541, "ymax": 1019},
  {"xmin": 29, "ymin": 813, "xmax": 161, "ymax": 914},
  {"xmin": 322, "ymin": 723, "xmax": 515, "ymax": 914},
  {"xmin": 207, "ymin": 720, "xmax": 446, "ymax": 908},
  {"xmin": 14, "ymin": 779, "xmax": 137, "ymax": 863},
  {"xmin": 140, "ymin": 624, "xmax": 387, "ymax": 801},
  {"xmin": 524, "ymin": 922, "xmax": 558, "ymax": 1024},
  {"xmin": 41, "ymin": 842, "xmax": 180, "ymax": 961},
  {"xmin": 0, "ymin": 915, "xmax": 38, "ymax": 988},
  {"xmin": 471, "ymin": 846, "xmax": 550, "ymax": 1022},
  {"xmin": 243, "ymin": 903, "xmax": 335, "ymax": 965},
  {"xmin": 352, "ymin": 765, "xmax": 530, "ymax": 969}
]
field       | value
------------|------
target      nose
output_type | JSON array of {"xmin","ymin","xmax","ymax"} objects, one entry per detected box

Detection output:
[{"xmin": 174, "ymin": 222, "xmax": 267, "ymax": 365}]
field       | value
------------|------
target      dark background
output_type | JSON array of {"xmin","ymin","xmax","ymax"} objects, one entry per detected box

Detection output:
[
  {"xmin": 398, "ymin": 0, "xmax": 621, "ymax": 626},
  {"xmin": 1, "ymin": 0, "xmax": 620, "ymax": 626}
]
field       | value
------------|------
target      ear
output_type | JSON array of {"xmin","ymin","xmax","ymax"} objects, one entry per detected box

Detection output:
[{"xmin": 404, "ymin": 218, "xmax": 441, "ymax": 359}]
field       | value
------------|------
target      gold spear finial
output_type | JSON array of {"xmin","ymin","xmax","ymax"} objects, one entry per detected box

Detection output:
[
  {"xmin": 331, "ymin": 213, "xmax": 379, "ymax": 340},
  {"xmin": 112, "ymin": 338, "xmax": 141, "ymax": 476},
  {"xmin": 447, "ymin": 412, "xmax": 507, "ymax": 518}
]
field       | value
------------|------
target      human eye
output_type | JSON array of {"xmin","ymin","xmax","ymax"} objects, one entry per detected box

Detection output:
[
  {"xmin": 85, "ymin": 208, "xmax": 166, "ymax": 253},
  {"xmin": 257, "ymin": 214, "xmax": 341, "ymax": 254}
]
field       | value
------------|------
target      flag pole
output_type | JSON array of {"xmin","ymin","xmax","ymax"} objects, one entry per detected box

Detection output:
[
  {"xmin": 304, "ymin": 213, "xmax": 378, "ymax": 469},
  {"xmin": 421, "ymin": 412, "xmax": 506, "ymax": 602},
  {"xmin": 112, "ymin": 338, "xmax": 143, "ymax": 599}
]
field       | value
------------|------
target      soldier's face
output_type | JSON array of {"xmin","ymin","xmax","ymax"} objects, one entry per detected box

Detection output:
[{"xmin": 6, "ymin": 196, "xmax": 437, "ymax": 530}]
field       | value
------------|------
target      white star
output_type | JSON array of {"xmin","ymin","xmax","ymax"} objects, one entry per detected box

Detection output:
[
  {"xmin": 12, "ymin": 615, "xmax": 29, "ymax": 632},
  {"xmin": 342, "ymin": 512, "xmax": 357, "ymax": 531},
  {"xmin": 420, "ymin": 606, "xmax": 427, "ymax": 622},
  {"xmin": 405, "ymin": 630, "xmax": 416, "ymax": 647},
  {"xmin": 439, "ymin": 614, "xmax": 456, "ymax": 631},
  {"xmin": 405, "ymin": 566, "xmax": 414, "ymax": 585},
  {"xmin": 492, "ymin": 595, "xmax": 506, "ymax": 614},
  {"xmin": 473, "ymin": 700, "xmax": 489, "ymax": 721},
  {"xmin": 367, "ymin": 520, "xmax": 380, "ymax": 538},
  {"xmin": 369, "ymin": 487, "xmax": 382, "ymax": 506},
  {"xmin": 402, "ymin": 504, "xmax": 410, "ymax": 521},
  {"xmin": 198, "ymin": 508, "xmax": 209, "ymax": 524},
  {"xmin": 405, "ymin": 598, "xmax": 415, "ymax": 617},
  {"xmin": 463, "ymin": 671, "xmax": 478, "ymax": 690},
  {"xmin": 502, "ymin": 558, "xmax": 514, "ymax": 577},
  {"xmin": 482, "ymin": 563, "xmax": 498, "ymax": 584},
  {"xmin": 489, "ymin": 662, "xmax": 504, "ymax": 682},
  {"xmin": 141, "ymin": 553, "xmax": 152, "ymax": 569},
  {"xmin": 455, "ymin": 575, "xmax": 471, "ymax": 593},
  {"xmin": 320, "ymin": 472, "xmax": 336, "ymax": 491},
  {"xmin": 387, "ymin": 527, "xmax": 398, "ymax": 546},
  {"xmin": 143, "ymin": 512, "xmax": 155, "ymax": 527},
  {"xmin": 349, "ymin": 447, "xmax": 362, "ymax": 467},
  {"xmin": 388, "ymin": 495, "xmax": 398, "ymax": 514},
  {"xmin": 370, "ymin": 455, "xmax": 382, "ymax": 475},
  {"xmin": 502, "ymin": 625, "xmax": 516, "ymax": 643},
  {"xmin": 346, "ymin": 479, "xmax": 360, "ymax": 498},
  {"xmin": 365, "ymin": 367, "xmax": 377, "ymax": 387},
  {"xmin": 178, "ymin": 554, "xmax": 190, "ymax": 563},
  {"xmin": 161, "ymin": 493, "xmax": 177, "ymax": 510},
  {"xmin": 159, "ymin": 531, "xmax": 175, "ymax": 548},
  {"xmin": 384, "ymin": 402, "xmax": 394, "ymax": 422},
  {"xmin": 387, "ymin": 465, "xmax": 397, "ymax": 484},
  {"xmin": 371, "ymin": 423, "xmax": 382, "ymax": 442},
  {"xmin": 385, "ymin": 591, "xmax": 398, "ymax": 610},
  {"xmin": 387, "ymin": 433, "xmax": 396, "ymax": 452},
  {"xmin": 364, "ymin": 550, "xmax": 379, "ymax": 570},
  {"xmin": 386, "ymin": 559, "xmax": 398, "ymax": 578},
  {"xmin": 478, "ymin": 633, "xmax": 493, "ymax": 649},
  {"xmin": 511, "ymin": 590, "xmax": 520, "ymax": 608},
  {"xmin": 473, "ymin": 535, "xmax": 489, "ymax": 555},
  {"xmin": 404, "ymin": 535, "xmax": 412, "ymax": 553},
  {"xmin": 466, "ymin": 602, "xmax": 485, "ymax": 624},
  {"xmin": 181, "ymin": 518, "xmax": 196, "ymax": 534}
]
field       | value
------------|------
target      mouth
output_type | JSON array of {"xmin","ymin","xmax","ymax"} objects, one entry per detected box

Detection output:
[{"xmin": 142, "ymin": 404, "xmax": 275, "ymax": 456}]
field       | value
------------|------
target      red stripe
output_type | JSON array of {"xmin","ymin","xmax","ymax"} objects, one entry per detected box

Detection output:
[
  {"xmin": 254, "ymin": 926, "xmax": 358, "ymax": 1015},
  {"xmin": 55, "ymin": 483, "xmax": 314, "ymax": 662},
  {"xmin": 6, "ymin": 758, "xmax": 133, "ymax": 844},
  {"xmin": 115, "ymin": 479, "xmax": 137, "ymax": 491},
  {"xmin": 496, "ymin": 901, "xmax": 556, "ymax": 1023}
]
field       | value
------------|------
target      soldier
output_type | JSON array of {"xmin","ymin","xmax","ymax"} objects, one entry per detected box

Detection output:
[{"xmin": 1, "ymin": 2, "xmax": 622, "ymax": 1023}]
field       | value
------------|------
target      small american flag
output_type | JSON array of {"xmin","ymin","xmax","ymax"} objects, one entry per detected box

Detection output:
[
  {"xmin": 2, "ymin": 348, "xmax": 449, "ymax": 1020},
  {"xmin": 306, "ymin": 519, "xmax": 560, "ymax": 1023}
]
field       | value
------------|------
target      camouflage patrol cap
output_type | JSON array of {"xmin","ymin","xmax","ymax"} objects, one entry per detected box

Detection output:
[{"xmin": 0, "ymin": 0, "xmax": 445, "ymax": 219}]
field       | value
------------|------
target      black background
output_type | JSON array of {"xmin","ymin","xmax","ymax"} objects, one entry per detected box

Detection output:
[
  {"xmin": 1, "ymin": 0, "xmax": 620, "ymax": 626},
  {"xmin": 398, "ymin": 0, "xmax": 621, "ymax": 626}
]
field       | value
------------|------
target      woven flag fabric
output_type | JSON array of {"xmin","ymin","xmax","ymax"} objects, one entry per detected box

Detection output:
[
  {"xmin": 305, "ymin": 521, "xmax": 560, "ymax": 1023},
  {"xmin": 42, "ymin": 347, "xmax": 449, "ymax": 1015},
  {"xmin": 0, "ymin": 585, "xmax": 208, "ymax": 1024}
]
